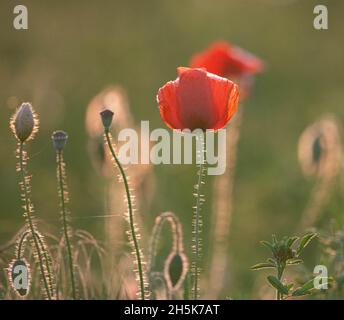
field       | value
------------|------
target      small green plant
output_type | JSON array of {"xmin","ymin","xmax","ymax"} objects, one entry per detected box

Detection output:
[{"xmin": 251, "ymin": 233, "xmax": 317, "ymax": 300}]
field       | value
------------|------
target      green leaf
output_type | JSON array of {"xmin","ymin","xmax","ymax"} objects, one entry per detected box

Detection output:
[
  {"xmin": 286, "ymin": 283, "xmax": 294, "ymax": 291},
  {"xmin": 272, "ymin": 235, "xmax": 278, "ymax": 244},
  {"xmin": 260, "ymin": 240, "xmax": 275, "ymax": 254},
  {"xmin": 267, "ymin": 276, "xmax": 289, "ymax": 295},
  {"xmin": 285, "ymin": 283, "xmax": 294, "ymax": 292},
  {"xmin": 292, "ymin": 278, "xmax": 315, "ymax": 296},
  {"xmin": 251, "ymin": 262, "xmax": 275, "ymax": 270},
  {"xmin": 292, "ymin": 290, "xmax": 312, "ymax": 297},
  {"xmin": 287, "ymin": 236, "xmax": 299, "ymax": 248},
  {"xmin": 286, "ymin": 258, "xmax": 303, "ymax": 266},
  {"xmin": 297, "ymin": 233, "xmax": 317, "ymax": 255}
]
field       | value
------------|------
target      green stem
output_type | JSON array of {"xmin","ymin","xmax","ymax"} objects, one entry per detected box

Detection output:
[
  {"xmin": 16, "ymin": 230, "xmax": 54, "ymax": 294},
  {"xmin": 148, "ymin": 212, "xmax": 181, "ymax": 273},
  {"xmin": 57, "ymin": 151, "xmax": 76, "ymax": 300},
  {"xmin": 193, "ymin": 135, "xmax": 205, "ymax": 300},
  {"xmin": 19, "ymin": 143, "xmax": 53, "ymax": 299},
  {"xmin": 193, "ymin": 161, "xmax": 203, "ymax": 300},
  {"xmin": 34, "ymin": 232, "xmax": 55, "ymax": 296},
  {"xmin": 17, "ymin": 231, "xmax": 29, "ymax": 260},
  {"xmin": 104, "ymin": 130, "xmax": 146, "ymax": 300},
  {"xmin": 148, "ymin": 217, "xmax": 166, "ymax": 273},
  {"xmin": 277, "ymin": 264, "xmax": 284, "ymax": 300}
]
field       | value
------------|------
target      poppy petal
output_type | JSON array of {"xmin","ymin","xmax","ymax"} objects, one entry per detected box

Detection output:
[
  {"xmin": 157, "ymin": 80, "xmax": 183, "ymax": 130},
  {"xmin": 231, "ymin": 47, "xmax": 264, "ymax": 74},
  {"xmin": 222, "ymin": 82, "xmax": 239, "ymax": 129},
  {"xmin": 177, "ymin": 67, "xmax": 206, "ymax": 76},
  {"xmin": 177, "ymin": 68, "xmax": 217, "ymax": 130},
  {"xmin": 190, "ymin": 41, "xmax": 264, "ymax": 78},
  {"xmin": 205, "ymin": 73, "xmax": 239, "ymax": 129}
]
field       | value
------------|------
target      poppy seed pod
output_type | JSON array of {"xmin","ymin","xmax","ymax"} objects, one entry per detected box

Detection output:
[
  {"xmin": 100, "ymin": 109, "xmax": 114, "ymax": 131},
  {"xmin": 52, "ymin": 130, "xmax": 68, "ymax": 151},
  {"xmin": 10, "ymin": 102, "xmax": 38, "ymax": 143}
]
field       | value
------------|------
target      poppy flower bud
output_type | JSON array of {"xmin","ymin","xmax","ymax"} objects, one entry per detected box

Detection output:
[
  {"xmin": 100, "ymin": 109, "xmax": 114, "ymax": 131},
  {"xmin": 52, "ymin": 130, "xmax": 68, "ymax": 152},
  {"xmin": 10, "ymin": 102, "xmax": 38, "ymax": 143}
]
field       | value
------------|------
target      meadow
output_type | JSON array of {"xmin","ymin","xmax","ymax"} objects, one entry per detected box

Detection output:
[{"xmin": 0, "ymin": 0, "xmax": 344, "ymax": 300}]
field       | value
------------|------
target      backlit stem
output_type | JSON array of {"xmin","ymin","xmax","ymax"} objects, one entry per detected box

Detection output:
[
  {"xmin": 192, "ymin": 133, "xmax": 206, "ymax": 300},
  {"xmin": 56, "ymin": 151, "xmax": 77, "ymax": 300},
  {"xmin": 104, "ymin": 130, "xmax": 146, "ymax": 300},
  {"xmin": 18, "ymin": 143, "xmax": 53, "ymax": 299}
]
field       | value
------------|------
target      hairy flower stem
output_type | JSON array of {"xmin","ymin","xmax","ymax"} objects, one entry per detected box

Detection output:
[
  {"xmin": 18, "ymin": 143, "xmax": 53, "ymax": 299},
  {"xmin": 193, "ymin": 162, "xmax": 203, "ymax": 300},
  {"xmin": 16, "ymin": 231, "xmax": 29, "ymax": 260},
  {"xmin": 104, "ymin": 130, "xmax": 146, "ymax": 300},
  {"xmin": 34, "ymin": 232, "xmax": 55, "ymax": 292},
  {"xmin": 16, "ymin": 231, "xmax": 54, "ymax": 292},
  {"xmin": 193, "ymin": 135, "xmax": 206, "ymax": 300},
  {"xmin": 56, "ymin": 151, "xmax": 76, "ymax": 300},
  {"xmin": 276, "ymin": 265, "xmax": 285, "ymax": 300}
]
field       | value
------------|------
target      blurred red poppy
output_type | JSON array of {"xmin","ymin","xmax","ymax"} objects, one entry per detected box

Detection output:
[
  {"xmin": 190, "ymin": 41, "xmax": 263, "ymax": 79},
  {"xmin": 157, "ymin": 67, "xmax": 239, "ymax": 131}
]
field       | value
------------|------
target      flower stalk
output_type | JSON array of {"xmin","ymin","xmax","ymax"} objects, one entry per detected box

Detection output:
[
  {"xmin": 148, "ymin": 212, "xmax": 189, "ymax": 298},
  {"xmin": 192, "ymin": 133, "xmax": 206, "ymax": 300},
  {"xmin": 10, "ymin": 103, "xmax": 55, "ymax": 299},
  {"xmin": 100, "ymin": 109, "xmax": 148, "ymax": 300},
  {"xmin": 52, "ymin": 130, "xmax": 77, "ymax": 300},
  {"xmin": 18, "ymin": 142, "xmax": 55, "ymax": 299}
]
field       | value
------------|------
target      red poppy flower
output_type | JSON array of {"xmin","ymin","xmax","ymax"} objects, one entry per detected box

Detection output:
[
  {"xmin": 189, "ymin": 41, "xmax": 263, "ymax": 79},
  {"xmin": 157, "ymin": 67, "xmax": 239, "ymax": 131}
]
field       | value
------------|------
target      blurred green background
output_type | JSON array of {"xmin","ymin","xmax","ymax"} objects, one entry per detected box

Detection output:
[{"xmin": 1, "ymin": 0, "xmax": 344, "ymax": 298}]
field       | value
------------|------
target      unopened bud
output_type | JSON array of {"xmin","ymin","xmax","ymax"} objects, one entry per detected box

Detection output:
[
  {"xmin": 10, "ymin": 102, "xmax": 38, "ymax": 142},
  {"xmin": 100, "ymin": 109, "xmax": 114, "ymax": 130},
  {"xmin": 52, "ymin": 130, "xmax": 68, "ymax": 151}
]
